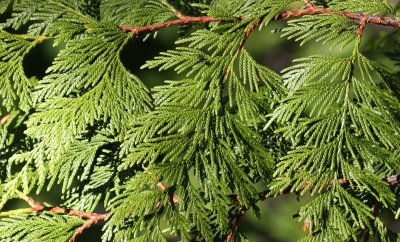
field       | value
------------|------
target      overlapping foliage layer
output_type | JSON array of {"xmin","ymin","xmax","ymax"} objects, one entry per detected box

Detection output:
[{"xmin": 0, "ymin": 0, "xmax": 399, "ymax": 241}]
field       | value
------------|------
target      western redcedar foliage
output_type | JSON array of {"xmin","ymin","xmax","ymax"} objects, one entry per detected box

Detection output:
[{"xmin": 0, "ymin": 0, "xmax": 400, "ymax": 241}]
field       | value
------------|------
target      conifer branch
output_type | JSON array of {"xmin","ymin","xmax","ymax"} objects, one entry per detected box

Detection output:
[
  {"xmin": 226, "ymin": 209, "xmax": 246, "ymax": 242},
  {"xmin": 275, "ymin": 0, "xmax": 400, "ymax": 28},
  {"xmin": 3, "ymin": 1, "xmax": 400, "ymax": 241},
  {"xmin": 15, "ymin": 191, "xmax": 108, "ymax": 242},
  {"xmin": 69, "ymin": 219, "xmax": 101, "ymax": 242},
  {"xmin": 119, "ymin": 1, "xmax": 400, "ymax": 37},
  {"xmin": 119, "ymin": 0, "xmax": 400, "ymax": 37},
  {"xmin": 225, "ymin": 174, "xmax": 400, "ymax": 240},
  {"xmin": 119, "ymin": 14, "xmax": 222, "ymax": 35},
  {"xmin": 236, "ymin": 18, "xmax": 262, "ymax": 51},
  {"xmin": 224, "ymin": 18, "xmax": 261, "ymax": 80},
  {"xmin": 223, "ymin": 15, "xmax": 289, "ymax": 240},
  {"xmin": 258, "ymin": 174, "xmax": 400, "ymax": 199}
]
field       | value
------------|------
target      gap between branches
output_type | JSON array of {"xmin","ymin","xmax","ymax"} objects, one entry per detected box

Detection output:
[{"xmin": 225, "ymin": 174, "xmax": 400, "ymax": 242}]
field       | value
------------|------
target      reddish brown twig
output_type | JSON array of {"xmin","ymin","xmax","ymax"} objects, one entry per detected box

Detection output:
[
  {"xmin": 357, "ymin": 19, "xmax": 368, "ymax": 37},
  {"xmin": 275, "ymin": 0, "xmax": 400, "ymax": 28},
  {"xmin": 157, "ymin": 181, "xmax": 167, "ymax": 190},
  {"xmin": 303, "ymin": 218, "xmax": 312, "ymax": 234},
  {"xmin": 24, "ymin": 196, "xmax": 108, "ymax": 242},
  {"xmin": 156, "ymin": 181, "xmax": 179, "ymax": 205},
  {"xmin": 69, "ymin": 216, "xmax": 105, "ymax": 242},
  {"xmin": 120, "ymin": 13, "xmax": 222, "ymax": 35},
  {"xmin": 0, "ymin": 114, "xmax": 12, "ymax": 125},
  {"xmin": 120, "ymin": 1, "xmax": 400, "ymax": 37},
  {"xmin": 226, "ymin": 209, "xmax": 246, "ymax": 242},
  {"xmin": 237, "ymin": 18, "xmax": 262, "ymax": 50},
  {"xmin": 223, "ymin": 17, "xmax": 262, "ymax": 79},
  {"xmin": 27, "ymin": 197, "xmax": 107, "ymax": 221}
]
